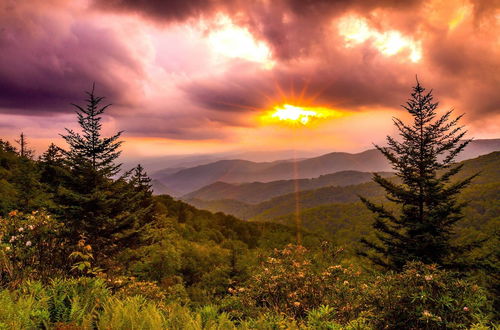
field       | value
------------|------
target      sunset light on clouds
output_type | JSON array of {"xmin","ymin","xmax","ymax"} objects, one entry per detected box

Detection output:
[{"xmin": 0, "ymin": 0, "xmax": 499, "ymax": 160}]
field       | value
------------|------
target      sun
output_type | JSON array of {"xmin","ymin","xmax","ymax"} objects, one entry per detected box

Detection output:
[{"xmin": 262, "ymin": 104, "xmax": 344, "ymax": 126}]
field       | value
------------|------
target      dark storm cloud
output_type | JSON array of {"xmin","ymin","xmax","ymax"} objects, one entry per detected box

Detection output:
[
  {"xmin": 0, "ymin": 3, "xmax": 144, "ymax": 115},
  {"xmin": 183, "ymin": 62, "xmax": 271, "ymax": 112},
  {"xmin": 94, "ymin": 0, "xmax": 420, "ymax": 24},
  {"xmin": 94, "ymin": 0, "xmax": 224, "ymax": 23}
]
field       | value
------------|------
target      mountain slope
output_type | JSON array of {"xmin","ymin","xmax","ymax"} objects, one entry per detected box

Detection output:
[{"xmin": 184, "ymin": 170, "xmax": 393, "ymax": 204}]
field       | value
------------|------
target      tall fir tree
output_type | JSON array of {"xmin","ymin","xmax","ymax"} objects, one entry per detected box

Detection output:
[
  {"xmin": 58, "ymin": 85, "xmax": 151, "ymax": 262},
  {"xmin": 359, "ymin": 80, "xmax": 478, "ymax": 271}
]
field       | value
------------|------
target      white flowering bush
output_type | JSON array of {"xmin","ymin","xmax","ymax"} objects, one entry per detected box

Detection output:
[{"xmin": 0, "ymin": 210, "xmax": 67, "ymax": 284}]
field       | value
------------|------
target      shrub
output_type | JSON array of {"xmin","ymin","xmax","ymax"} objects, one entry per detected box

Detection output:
[
  {"xmin": 238, "ymin": 312, "xmax": 301, "ymax": 329},
  {"xmin": 228, "ymin": 244, "xmax": 363, "ymax": 321},
  {"xmin": 0, "ymin": 210, "xmax": 67, "ymax": 284},
  {"xmin": 362, "ymin": 262, "xmax": 492, "ymax": 329},
  {"xmin": 306, "ymin": 306, "xmax": 370, "ymax": 330}
]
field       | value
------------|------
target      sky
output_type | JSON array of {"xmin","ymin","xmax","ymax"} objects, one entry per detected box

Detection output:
[{"xmin": 0, "ymin": 0, "xmax": 499, "ymax": 160}]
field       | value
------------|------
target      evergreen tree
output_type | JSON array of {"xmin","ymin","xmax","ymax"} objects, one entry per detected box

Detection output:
[
  {"xmin": 359, "ymin": 80, "xmax": 477, "ymax": 271},
  {"xmin": 10, "ymin": 133, "xmax": 47, "ymax": 212},
  {"xmin": 61, "ymin": 84, "xmax": 122, "ymax": 180},
  {"xmin": 0, "ymin": 139, "xmax": 17, "ymax": 154},
  {"xmin": 58, "ymin": 85, "xmax": 149, "ymax": 261},
  {"xmin": 39, "ymin": 143, "xmax": 68, "ymax": 203},
  {"xmin": 126, "ymin": 164, "xmax": 156, "ymax": 234},
  {"xmin": 130, "ymin": 164, "xmax": 153, "ymax": 196}
]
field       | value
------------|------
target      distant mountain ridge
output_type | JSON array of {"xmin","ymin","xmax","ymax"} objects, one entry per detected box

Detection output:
[
  {"xmin": 152, "ymin": 150, "xmax": 391, "ymax": 195},
  {"xmin": 151, "ymin": 139, "xmax": 500, "ymax": 196},
  {"xmin": 184, "ymin": 170, "xmax": 393, "ymax": 204}
]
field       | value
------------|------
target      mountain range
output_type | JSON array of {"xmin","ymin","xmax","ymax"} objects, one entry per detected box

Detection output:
[
  {"xmin": 151, "ymin": 139, "xmax": 500, "ymax": 196},
  {"xmin": 186, "ymin": 151, "xmax": 500, "ymax": 223},
  {"xmin": 184, "ymin": 170, "xmax": 393, "ymax": 204}
]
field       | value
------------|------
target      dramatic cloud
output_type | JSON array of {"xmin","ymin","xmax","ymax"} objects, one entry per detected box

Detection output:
[
  {"xmin": 0, "ymin": 1, "xmax": 145, "ymax": 114},
  {"xmin": 0, "ymin": 0, "xmax": 498, "ymax": 156}
]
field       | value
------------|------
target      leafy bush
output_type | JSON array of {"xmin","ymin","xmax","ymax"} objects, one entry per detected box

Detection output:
[
  {"xmin": 362, "ymin": 262, "xmax": 492, "ymax": 329},
  {"xmin": 228, "ymin": 244, "xmax": 363, "ymax": 321},
  {"xmin": 112, "ymin": 277, "xmax": 167, "ymax": 302},
  {"xmin": 0, "ymin": 210, "xmax": 67, "ymax": 284}
]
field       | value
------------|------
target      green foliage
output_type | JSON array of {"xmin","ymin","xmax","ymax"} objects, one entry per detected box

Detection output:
[
  {"xmin": 266, "ymin": 154, "xmax": 499, "ymax": 265},
  {"xmin": 38, "ymin": 143, "xmax": 68, "ymax": 199},
  {"xmin": 97, "ymin": 296, "xmax": 165, "ymax": 329},
  {"xmin": 0, "ymin": 289, "xmax": 50, "ymax": 329},
  {"xmin": 69, "ymin": 237, "xmax": 102, "ymax": 276},
  {"xmin": 118, "ymin": 196, "xmax": 322, "ymax": 305},
  {"xmin": 0, "ymin": 277, "xmax": 110, "ymax": 328},
  {"xmin": 0, "ymin": 139, "xmax": 51, "ymax": 215},
  {"xmin": 0, "ymin": 272, "xmax": 495, "ymax": 329},
  {"xmin": 306, "ymin": 306, "xmax": 369, "ymax": 329},
  {"xmin": 40, "ymin": 277, "xmax": 109, "ymax": 325}
]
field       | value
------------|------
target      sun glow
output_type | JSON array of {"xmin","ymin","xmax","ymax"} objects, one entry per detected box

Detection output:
[{"xmin": 262, "ymin": 104, "xmax": 343, "ymax": 125}]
